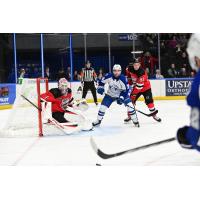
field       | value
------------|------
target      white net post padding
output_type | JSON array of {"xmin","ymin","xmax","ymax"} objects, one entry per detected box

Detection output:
[{"xmin": 0, "ymin": 78, "xmax": 49, "ymax": 137}]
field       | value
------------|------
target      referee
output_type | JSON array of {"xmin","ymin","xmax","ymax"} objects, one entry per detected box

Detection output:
[{"xmin": 81, "ymin": 60, "xmax": 98, "ymax": 105}]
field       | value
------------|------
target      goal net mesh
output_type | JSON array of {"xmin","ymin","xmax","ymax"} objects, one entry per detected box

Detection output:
[{"xmin": 0, "ymin": 78, "xmax": 49, "ymax": 137}]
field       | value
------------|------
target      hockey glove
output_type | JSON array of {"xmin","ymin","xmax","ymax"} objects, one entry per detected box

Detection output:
[
  {"xmin": 117, "ymin": 96, "xmax": 124, "ymax": 105},
  {"xmin": 97, "ymin": 86, "xmax": 104, "ymax": 95},
  {"xmin": 130, "ymin": 93, "xmax": 137, "ymax": 102},
  {"xmin": 177, "ymin": 126, "xmax": 192, "ymax": 149},
  {"xmin": 61, "ymin": 99, "xmax": 70, "ymax": 110},
  {"xmin": 124, "ymin": 97, "xmax": 131, "ymax": 106}
]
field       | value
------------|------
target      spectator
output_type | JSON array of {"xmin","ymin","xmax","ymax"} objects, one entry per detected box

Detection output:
[
  {"xmin": 168, "ymin": 35, "xmax": 178, "ymax": 49},
  {"xmin": 160, "ymin": 41, "xmax": 167, "ymax": 56},
  {"xmin": 73, "ymin": 70, "xmax": 81, "ymax": 81},
  {"xmin": 175, "ymin": 44, "xmax": 182, "ymax": 57},
  {"xmin": 19, "ymin": 68, "xmax": 26, "ymax": 78},
  {"xmin": 57, "ymin": 68, "xmax": 68, "ymax": 81},
  {"xmin": 155, "ymin": 69, "xmax": 164, "ymax": 79},
  {"xmin": 190, "ymin": 71, "xmax": 195, "ymax": 78},
  {"xmin": 45, "ymin": 67, "xmax": 52, "ymax": 80},
  {"xmin": 141, "ymin": 52, "xmax": 156, "ymax": 76},
  {"xmin": 97, "ymin": 68, "xmax": 104, "ymax": 81},
  {"xmin": 179, "ymin": 34, "xmax": 188, "ymax": 48},
  {"xmin": 179, "ymin": 52, "xmax": 189, "ymax": 67},
  {"xmin": 145, "ymin": 67, "xmax": 150, "ymax": 78},
  {"xmin": 32, "ymin": 67, "xmax": 40, "ymax": 78},
  {"xmin": 179, "ymin": 67, "xmax": 188, "ymax": 78},
  {"xmin": 167, "ymin": 63, "xmax": 179, "ymax": 78},
  {"xmin": 67, "ymin": 66, "xmax": 71, "ymax": 80}
]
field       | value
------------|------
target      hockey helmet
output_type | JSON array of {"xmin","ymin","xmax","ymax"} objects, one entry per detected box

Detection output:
[
  {"xmin": 58, "ymin": 78, "xmax": 69, "ymax": 94},
  {"xmin": 187, "ymin": 33, "xmax": 200, "ymax": 71}
]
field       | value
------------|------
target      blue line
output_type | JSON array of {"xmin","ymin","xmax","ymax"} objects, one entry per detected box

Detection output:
[
  {"xmin": 40, "ymin": 33, "xmax": 45, "ymax": 78},
  {"xmin": 69, "ymin": 33, "xmax": 73, "ymax": 81},
  {"xmin": 13, "ymin": 33, "xmax": 18, "ymax": 83}
]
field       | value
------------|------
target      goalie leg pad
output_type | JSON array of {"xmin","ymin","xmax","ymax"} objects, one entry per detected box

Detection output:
[{"xmin": 52, "ymin": 112, "xmax": 68, "ymax": 123}]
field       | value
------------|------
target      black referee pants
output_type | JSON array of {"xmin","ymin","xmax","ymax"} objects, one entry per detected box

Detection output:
[{"xmin": 82, "ymin": 81, "xmax": 97, "ymax": 103}]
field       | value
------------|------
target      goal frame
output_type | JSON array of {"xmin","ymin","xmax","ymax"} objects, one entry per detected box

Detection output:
[{"xmin": 36, "ymin": 78, "xmax": 49, "ymax": 137}]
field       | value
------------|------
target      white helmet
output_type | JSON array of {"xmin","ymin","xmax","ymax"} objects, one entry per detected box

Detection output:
[
  {"xmin": 113, "ymin": 64, "xmax": 122, "ymax": 71},
  {"xmin": 58, "ymin": 78, "xmax": 69, "ymax": 95},
  {"xmin": 187, "ymin": 33, "xmax": 200, "ymax": 71}
]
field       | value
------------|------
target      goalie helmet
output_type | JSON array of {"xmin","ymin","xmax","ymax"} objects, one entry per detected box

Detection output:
[
  {"xmin": 58, "ymin": 78, "xmax": 69, "ymax": 95},
  {"xmin": 187, "ymin": 33, "xmax": 200, "ymax": 71}
]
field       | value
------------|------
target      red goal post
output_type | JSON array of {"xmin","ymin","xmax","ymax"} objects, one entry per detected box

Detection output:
[{"xmin": 37, "ymin": 78, "xmax": 49, "ymax": 136}]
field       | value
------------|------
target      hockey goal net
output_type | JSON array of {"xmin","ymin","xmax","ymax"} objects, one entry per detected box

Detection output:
[{"xmin": 0, "ymin": 78, "xmax": 49, "ymax": 137}]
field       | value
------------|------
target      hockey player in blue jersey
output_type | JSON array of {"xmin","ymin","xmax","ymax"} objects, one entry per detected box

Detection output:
[
  {"xmin": 177, "ymin": 33, "xmax": 200, "ymax": 152},
  {"xmin": 92, "ymin": 64, "xmax": 139, "ymax": 127}
]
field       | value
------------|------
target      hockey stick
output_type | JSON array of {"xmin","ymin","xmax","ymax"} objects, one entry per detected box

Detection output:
[
  {"xmin": 136, "ymin": 108, "xmax": 158, "ymax": 117},
  {"xmin": 126, "ymin": 104, "xmax": 158, "ymax": 117},
  {"xmin": 90, "ymin": 137, "xmax": 176, "ymax": 159},
  {"xmin": 22, "ymin": 95, "xmax": 79, "ymax": 134},
  {"xmin": 21, "ymin": 95, "xmax": 42, "ymax": 111}
]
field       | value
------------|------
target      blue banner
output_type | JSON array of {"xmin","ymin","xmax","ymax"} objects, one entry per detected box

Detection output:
[
  {"xmin": 165, "ymin": 78, "xmax": 193, "ymax": 96},
  {"xmin": 0, "ymin": 84, "xmax": 16, "ymax": 105}
]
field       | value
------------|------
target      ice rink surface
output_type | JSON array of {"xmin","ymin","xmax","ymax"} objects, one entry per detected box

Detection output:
[{"xmin": 0, "ymin": 100, "xmax": 200, "ymax": 166}]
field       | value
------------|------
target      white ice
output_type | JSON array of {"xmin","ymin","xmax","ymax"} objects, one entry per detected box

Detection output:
[{"xmin": 0, "ymin": 100, "xmax": 200, "ymax": 166}]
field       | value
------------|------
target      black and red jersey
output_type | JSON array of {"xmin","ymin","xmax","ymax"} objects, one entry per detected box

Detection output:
[
  {"xmin": 126, "ymin": 66, "xmax": 151, "ymax": 94},
  {"xmin": 40, "ymin": 88, "xmax": 73, "ymax": 113}
]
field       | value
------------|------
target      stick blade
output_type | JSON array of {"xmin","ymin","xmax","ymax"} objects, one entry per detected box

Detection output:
[{"xmin": 90, "ymin": 137, "xmax": 114, "ymax": 159}]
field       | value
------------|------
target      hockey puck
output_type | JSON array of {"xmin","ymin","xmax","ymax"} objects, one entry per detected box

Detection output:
[{"xmin": 96, "ymin": 163, "xmax": 101, "ymax": 166}]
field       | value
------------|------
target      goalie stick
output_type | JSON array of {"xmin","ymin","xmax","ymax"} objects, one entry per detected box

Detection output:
[
  {"xmin": 21, "ymin": 95, "xmax": 42, "ymax": 111},
  {"xmin": 90, "ymin": 137, "xmax": 176, "ymax": 159},
  {"xmin": 21, "ymin": 95, "xmax": 78, "ymax": 128}
]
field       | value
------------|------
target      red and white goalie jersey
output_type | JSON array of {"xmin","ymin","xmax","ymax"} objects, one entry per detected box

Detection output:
[{"xmin": 40, "ymin": 87, "xmax": 73, "ymax": 113}]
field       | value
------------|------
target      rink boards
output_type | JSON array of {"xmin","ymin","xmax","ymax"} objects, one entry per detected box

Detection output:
[{"xmin": 0, "ymin": 78, "xmax": 192, "ymax": 109}]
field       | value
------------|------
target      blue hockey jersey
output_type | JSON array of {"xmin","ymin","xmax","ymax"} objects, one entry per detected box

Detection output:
[
  {"xmin": 98, "ymin": 73, "xmax": 129, "ymax": 98},
  {"xmin": 186, "ymin": 70, "xmax": 200, "ymax": 151}
]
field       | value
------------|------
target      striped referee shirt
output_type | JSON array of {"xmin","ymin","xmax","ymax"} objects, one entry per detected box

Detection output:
[{"xmin": 81, "ymin": 67, "xmax": 97, "ymax": 82}]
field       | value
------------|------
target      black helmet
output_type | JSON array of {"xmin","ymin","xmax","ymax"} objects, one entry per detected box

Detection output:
[{"xmin": 133, "ymin": 58, "xmax": 140, "ymax": 64}]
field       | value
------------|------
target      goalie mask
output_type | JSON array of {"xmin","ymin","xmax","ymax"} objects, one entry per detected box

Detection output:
[
  {"xmin": 187, "ymin": 33, "xmax": 200, "ymax": 72},
  {"xmin": 58, "ymin": 78, "xmax": 69, "ymax": 95}
]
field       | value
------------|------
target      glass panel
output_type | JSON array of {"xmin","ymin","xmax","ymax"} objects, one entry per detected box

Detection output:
[
  {"xmin": 86, "ymin": 33, "xmax": 108, "ymax": 79},
  {"xmin": 43, "ymin": 33, "xmax": 70, "ymax": 81},
  {"xmin": 0, "ymin": 34, "xmax": 14, "ymax": 83},
  {"xmin": 159, "ymin": 33, "xmax": 191, "ymax": 78},
  {"xmin": 110, "ymin": 33, "xmax": 134, "ymax": 74},
  {"xmin": 72, "ymin": 33, "xmax": 85, "ymax": 81},
  {"xmin": 137, "ymin": 33, "xmax": 159, "ymax": 79},
  {"xmin": 15, "ymin": 33, "xmax": 41, "ymax": 81},
  {"xmin": 111, "ymin": 33, "xmax": 160, "ymax": 79}
]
